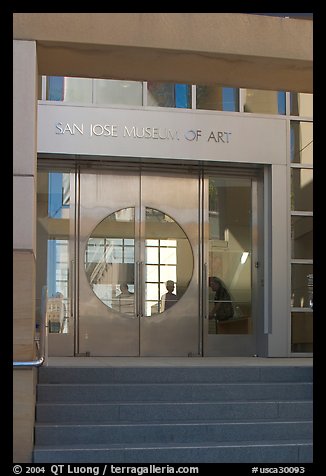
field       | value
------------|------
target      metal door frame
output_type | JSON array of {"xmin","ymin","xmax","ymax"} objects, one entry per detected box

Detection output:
[{"xmin": 39, "ymin": 159, "xmax": 264, "ymax": 358}]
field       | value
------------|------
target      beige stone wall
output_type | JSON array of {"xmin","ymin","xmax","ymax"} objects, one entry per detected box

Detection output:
[
  {"xmin": 13, "ymin": 370, "xmax": 37, "ymax": 462},
  {"xmin": 13, "ymin": 40, "xmax": 38, "ymax": 463},
  {"xmin": 13, "ymin": 251, "xmax": 36, "ymax": 361}
]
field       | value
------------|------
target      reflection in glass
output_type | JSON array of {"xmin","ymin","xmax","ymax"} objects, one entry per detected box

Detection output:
[
  {"xmin": 147, "ymin": 82, "xmax": 191, "ymax": 108},
  {"xmin": 196, "ymin": 85, "xmax": 239, "ymax": 111},
  {"xmin": 46, "ymin": 76, "xmax": 143, "ymax": 106},
  {"xmin": 290, "ymin": 122, "xmax": 313, "ymax": 164},
  {"xmin": 93, "ymin": 79, "xmax": 143, "ymax": 106},
  {"xmin": 114, "ymin": 282, "xmax": 134, "ymax": 316},
  {"xmin": 209, "ymin": 276, "xmax": 234, "ymax": 324},
  {"xmin": 290, "ymin": 93, "xmax": 313, "ymax": 117},
  {"xmin": 84, "ymin": 208, "xmax": 135, "ymax": 315},
  {"xmin": 291, "ymin": 216, "xmax": 313, "ymax": 259},
  {"xmin": 243, "ymin": 89, "xmax": 285, "ymax": 115},
  {"xmin": 144, "ymin": 207, "xmax": 193, "ymax": 316},
  {"xmin": 84, "ymin": 207, "xmax": 193, "ymax": 317},
  {"xmin": 47, "ymin": 76, "xmax": 93, "ymax": 103},
  {"xmin": 37, "ymin": 171, "xmax": 72, "ymax": 334},
  {"xmin": 64, "ymin": 77, "xmax": 93, "ymax": 103},
  {"xmin": 46, "ymin": 76, "xmax": 64, "ymax": 101},
  {"xmin": 291, "ymin": 168, "xmax": 313, "ymax": 211},
  {"xmin": 47, "ymin": 289, "xmax": 67, "ymax": 333},
  {"xmin": 161, "ymin": 280, "xmax": 178, "ymax": 311},
  {"xmin": 291, "ymin": 264, "xmax": 313, "ymax": 308},
  {"xmin": 146, "ymin": 247, "xmax": 159, "ymax": 264},
  {"xmin": 208, "ymin": 177, "xmax": 252, "ymax": 334},
  {"xmin": 291, "ymin": 312, "xmax": 313, "ymax": 352}
]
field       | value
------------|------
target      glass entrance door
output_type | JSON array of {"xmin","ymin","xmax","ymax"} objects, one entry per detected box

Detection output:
[
  {"xmin": 37, "ymin": 163, "xmax": 262, "ymax": 357},
  {"xmin": 78, "ymin": 169, "xmax": 200, "ymax": 356},
  {"xmin": 203, "ymin": 174, "xmax": 261, "ymax": 356}
]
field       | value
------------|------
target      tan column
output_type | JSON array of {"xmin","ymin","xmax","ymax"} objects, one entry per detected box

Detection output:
[{"xmin": 13, "ymin": 39, "xmax": 38, "ymax": 463}]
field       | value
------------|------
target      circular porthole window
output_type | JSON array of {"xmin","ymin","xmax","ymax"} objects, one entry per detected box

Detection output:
[{"xmin": 84, "ymin": 207, "xmax": 193, "ymax": 316}]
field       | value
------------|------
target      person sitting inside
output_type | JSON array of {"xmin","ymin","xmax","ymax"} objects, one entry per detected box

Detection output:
[
  {"xmin": 208, "ymin": 276, "xmax": 234, "ymax": 321},
  {"xmin": 161, "ymin": 280, "xmax": 178, "ymax": 312}
]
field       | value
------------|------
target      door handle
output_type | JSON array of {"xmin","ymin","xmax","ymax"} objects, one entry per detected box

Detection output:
[
  {"xmin": 69, "ymin": 259, "xmax": 75, "ymax": 318},
  {"xmin": 136, "ymin": 261, "xmax": 140, "ymax": 318},
  {"xmin": 136, "ymin": 261, "xmax": 144, "ymax": 318},
  {"xmin": 139, "ymin": 261, "xmax": 144, "ymax": 318},
  {"xmin": 203, "ymin": 263, "xmax": 208, "ymax": 319}
]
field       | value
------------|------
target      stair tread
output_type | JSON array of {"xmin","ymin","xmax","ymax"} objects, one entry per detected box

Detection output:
[
  {"xmin": 36, "ymin": 399, "xmax": 312, "ymax": 405},
  {"xmin": 35, "ymin": 419, "xmax": 313, "ymax": 427},
  {"xmin": 37, "ymin": 381, "xmax": 312, "ymax": 385},
  {"xmin": 33, "ymin": 438, "xmax": 313, "ymax": 450}
]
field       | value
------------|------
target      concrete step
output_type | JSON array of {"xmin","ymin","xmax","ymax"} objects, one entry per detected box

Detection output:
[
  {"xmin": 33, "ymin": 439, "xmax": 313, "ymax": 463},
  {"xmin": 37, "ymin": 365, "xmax": 313, "ymax": 384},
  {"xmin": 34, "ymin": 365, "xmax": 313, "ymax": 463},
  {"xmin": 36, "ymin": 382, "xmax": 313, "ymax": 403},
  {"xmin": 36, "ymin": 400, "xmax": 313, "ymax": 423},
  {"xmin": 34, "ymin": 420, "xmax": 313, "ymax": 446}
]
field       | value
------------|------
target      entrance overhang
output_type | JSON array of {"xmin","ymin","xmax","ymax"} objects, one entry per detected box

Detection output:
[{"xmin": 14, "ymin": 13, "xmax": 313, "ymax": 93}]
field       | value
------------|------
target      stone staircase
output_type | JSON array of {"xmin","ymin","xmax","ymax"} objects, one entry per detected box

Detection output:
[{"xmin": 33, "ymin": 365, "xmax": 313, "ymax": 463}]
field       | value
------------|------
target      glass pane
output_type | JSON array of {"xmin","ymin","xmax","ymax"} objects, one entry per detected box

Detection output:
[
  {"xmin": 146, "ymin": 265, "xmax": 159, "ymax": 282},
  {"xmin": 175, "ymin": 84, "xmax": 191, "ymax": 108},
  {"xmin": 147, "ymin": 239, "xmax": 158, "ymax": 246},
  {"xmin": 290, "ymin": 93, "xmax": 313, "ymax": 117},
  {"xmin": 147, "ymin": 82, "xmax": 191, "ymax": 108},
  {"xmin": 93, "ymin": 79, "xmax": 143, "ymax": 106},
  {"xmin": 46, "ymin": 76, "xmax": 64, "ymax": 101},
  {"xmin": 160, "ymin": 248, "xmax": 177, "ymax": 265},
  {"xmin": 290, "ymin": 121, "xmax": 313, "ymax": 164},
  {"xmin": 208, "ymin": 177, "xmax": 252, "ymax": 334},
  {"xmin": 146, "ymin": 247, "xmax": 159, "ymax": 264},
  {"xmin": 243, "ymin": 89, "xmax": 285, "ymax": 115},
  {"xmin": 291, "ymin": 168, "xmax": 313, "ymax": 211},
  {"xmin": 144, "ymin": 207, "xmax": 193, "ymax": 316},
  {"xmin": 38, "ymin": 75, "xmax": 43, "ymax": 100},
  {"xmin": 62, "ymin": 174, "xmax": 70, "ymax": 206},
  {"xmin": 160, "ymin": 239, "xmax": 177, "ymax": 247},
  {"xmin": 84, "ymin": 208, "xmax": 135, "ymax": 316},
  {"xmin": 291, "ymin": 264, "xmax": 313, "ymax": 308},
  {"xmin": 196, "ymin": 85, "xmax": 239, "ymax": 111},
  {"xmin": 291, "ymin": 312, "xmax": 313, "ymax": 352},
  {"xmin": 37, "ymin": 170, "xmax": 73, "ymax": 335},
  {"xmin": 146, "ymin": 282, "xmax": 160, "ymax": 301},
  {"xmin": 47, "ymin": 77, "xmax": 93, "ymax": 103},
  {"xmin": 124, "ymin": 246, "xmax": 134, "ymax": 263},
  {"xmin": 160, "ymin": 266, "xmax": 177, "ymax": 283},
  {"xmin": 291, "ymin": 216, "xmax": 313, "ymax": 259},
  {"xmin": 147, "ymin": 82, "xmax": 174, "ymax": 107},
  {"xmin": 65, "ymin": 77, "xmax": 93, "ymax": 103}
]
